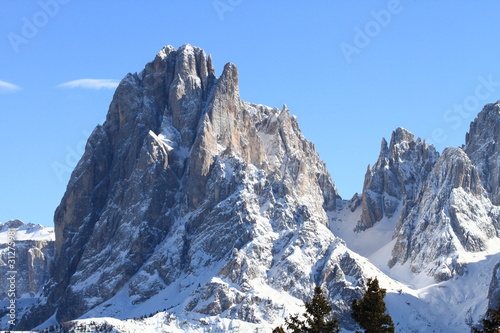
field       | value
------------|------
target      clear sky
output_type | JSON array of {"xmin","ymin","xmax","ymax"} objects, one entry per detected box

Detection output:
[{"xmin": 1, "ymin": 1, "xmax": 500, "ymax": 226}]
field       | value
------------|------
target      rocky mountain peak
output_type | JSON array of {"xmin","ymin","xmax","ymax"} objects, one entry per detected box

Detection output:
[
  {"xmin": 1, "ymin": 219, "xmax": 24, "ymax": 229},
  {"xmin": 19, "ymin": 45, "xmax": 347, "ymax": 329},
  {"xmin": 465, "ymin": 100, "xmax": 500, "ymax": 205},
  {"xmin": 359, "ymin": 127, "xmax": 439, "ymax": 229},
  {"xmin": 390, "ymin": 125, "xmax": 412, "ymax": 145},
  {"xmin": 391, "ymin": 126, "xmax": 413, "ymax": 142}
]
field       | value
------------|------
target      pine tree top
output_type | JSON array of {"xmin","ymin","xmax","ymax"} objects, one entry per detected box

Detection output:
[
  {"xmin": 275, "ymin": 285, "xmax": 340, "ymax": 333},
  {"xmin": 351, "ymin": 277, "xmax": 395, "ymax": 333}
]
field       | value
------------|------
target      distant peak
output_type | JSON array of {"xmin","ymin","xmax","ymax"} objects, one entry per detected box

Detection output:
[{"xmin": 4, "ymin": 219, "xmax": 26, "ymax": 228}]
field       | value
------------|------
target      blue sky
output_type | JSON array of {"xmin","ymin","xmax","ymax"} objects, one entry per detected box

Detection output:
[{"xmin": 1, "ymin": 1, "xmax": 500, "ymax": 226}]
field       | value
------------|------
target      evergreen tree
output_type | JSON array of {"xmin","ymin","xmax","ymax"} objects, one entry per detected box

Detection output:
[
  {"xmin": 475, "ymin": 301, "xmax": 500, "ymax": 333},
  {"xmin": 351, "ymin": 278, "xmax": 395, "ymax": 333},
  {"xmin": 274, "ymin": 286, "xmax": 340, "ymax": 333},
  {"xmin": 272, "ymin": 326, "xmax": 286, "ymax": 333}
]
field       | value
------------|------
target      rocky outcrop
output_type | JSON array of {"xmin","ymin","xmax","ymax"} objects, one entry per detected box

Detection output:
[
  {"xmin": 389, "ymin": 147, "xmax": 499, "ymax": 281},
  {"xmin": 359, "ymin": 127, "xmax": 439, "ymax": 229},
  {"xmin": 465, "ymin": 101, "xmax": 500, "ymax": 205},
  {"xmin": 487, "ymin": 262, "xmax": 500, "ymax": 312},
  {"xmin": 19, "ymin": 44, "xmax": 360, "ymax": 329}
]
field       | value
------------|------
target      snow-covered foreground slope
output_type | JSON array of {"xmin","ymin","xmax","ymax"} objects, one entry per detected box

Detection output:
[
  {"xmin": 35, "ymin": 237, "xmax": 423, "ymax": 333},
  {"xmin": 34, "ymin": 214, "xmax": 498, "ymax": 333},
  {"xmin": 32, "ymin": 197, "xmax": 494, "ymax": 332}
]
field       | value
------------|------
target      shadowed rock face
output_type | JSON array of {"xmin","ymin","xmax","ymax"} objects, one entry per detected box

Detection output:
[
  {"xmin": 390, "ymin": 147, "xmax": 499, "ymax": 281},
  {"xmin": 360, "ymin": 127, "xmax": 439, "ymax": 230},
  {"xmin": 465, "ymin": 101, "xmax": 500, "ymax": 205},
  {"xmin": 19, "ymin": 45, "xmax": 366, "ymax": 329},
  {"xmin": 487, "ymin": 263, "xmax": 500, "ymax": 312}
]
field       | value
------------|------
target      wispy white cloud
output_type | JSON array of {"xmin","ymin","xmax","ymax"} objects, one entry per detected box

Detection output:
[
  {"xmin": 58, "ymin": 79, "xmax": 120, "ymax": 90},
  {"xmin": 0, "ymin": 80, "xmax": 21, "ymax": 93}
]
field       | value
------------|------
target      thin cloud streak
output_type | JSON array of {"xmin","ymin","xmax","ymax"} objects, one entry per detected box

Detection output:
[
  {"xmin": 58, "ymin": 79, "xmax": 120, "ymax": 90},
  {"xmin": 0, "ymin": 80, "xmax": 21, "ymax": 93}
]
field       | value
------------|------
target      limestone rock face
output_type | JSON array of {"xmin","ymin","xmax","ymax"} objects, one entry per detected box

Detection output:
[
  {"xmin": 465, "ymin": 101, "xmax": 500, "ymax": 205},
  {"xmin": 390, "ymin": 147, "xmax": 499, "ymax": 281},
  {"xmin": 18, "ymin": 45, "xmax": 369, "ymax": 329},
  {"xmin": 360, "ymin": 127, "xmax": 439, "ymax": 229}
]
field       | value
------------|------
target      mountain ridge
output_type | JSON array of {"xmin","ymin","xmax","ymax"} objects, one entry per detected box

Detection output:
[{"xmin": 5, "ymin": 45, "xmax": 500, "ymax": 332}]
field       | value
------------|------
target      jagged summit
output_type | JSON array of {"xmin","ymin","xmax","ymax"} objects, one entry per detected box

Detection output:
[
  {"xmin": 0, "ymin": 219, "xmax": 25, "ymax": 229},
  {"xmin": 0, "ymin": 219, "xmax": 54, "ymax": 242},
  {"xmin": 359, "ymin": 127, "xmax": 439, "ymax": 230},
  {"xmin": 465, "ymin": 101, "xmax": 500, "ymax": 205}
]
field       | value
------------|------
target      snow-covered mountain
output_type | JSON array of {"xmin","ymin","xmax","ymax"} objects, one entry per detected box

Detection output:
[
  {"xmin": 359, "ymin": 127, "xmax": 439, "ymax": 231},
  {"xmin": 0, "ymin": 220, "xmax": 54, "ymax": 299},
  {"xmin": 16, "ymin": 44, "xmax": 379, "ymax": 331},
  {"xmin": 0, "ymin": 220, "xmax": 54, "ymax": 329},
  {"xmin": 8, "ymin": 45, "xmax": 500, "ymax": 332}
]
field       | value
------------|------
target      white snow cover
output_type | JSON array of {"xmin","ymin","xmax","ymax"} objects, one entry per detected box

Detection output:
[{"xmin": 0, "ymin": 220, "xmax": 54, "ymax": 243}]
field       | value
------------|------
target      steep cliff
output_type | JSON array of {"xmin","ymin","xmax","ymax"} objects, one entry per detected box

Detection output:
[{"xmin": 465, "ymin": 101, "xmax": 500, "ymax": 205}]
